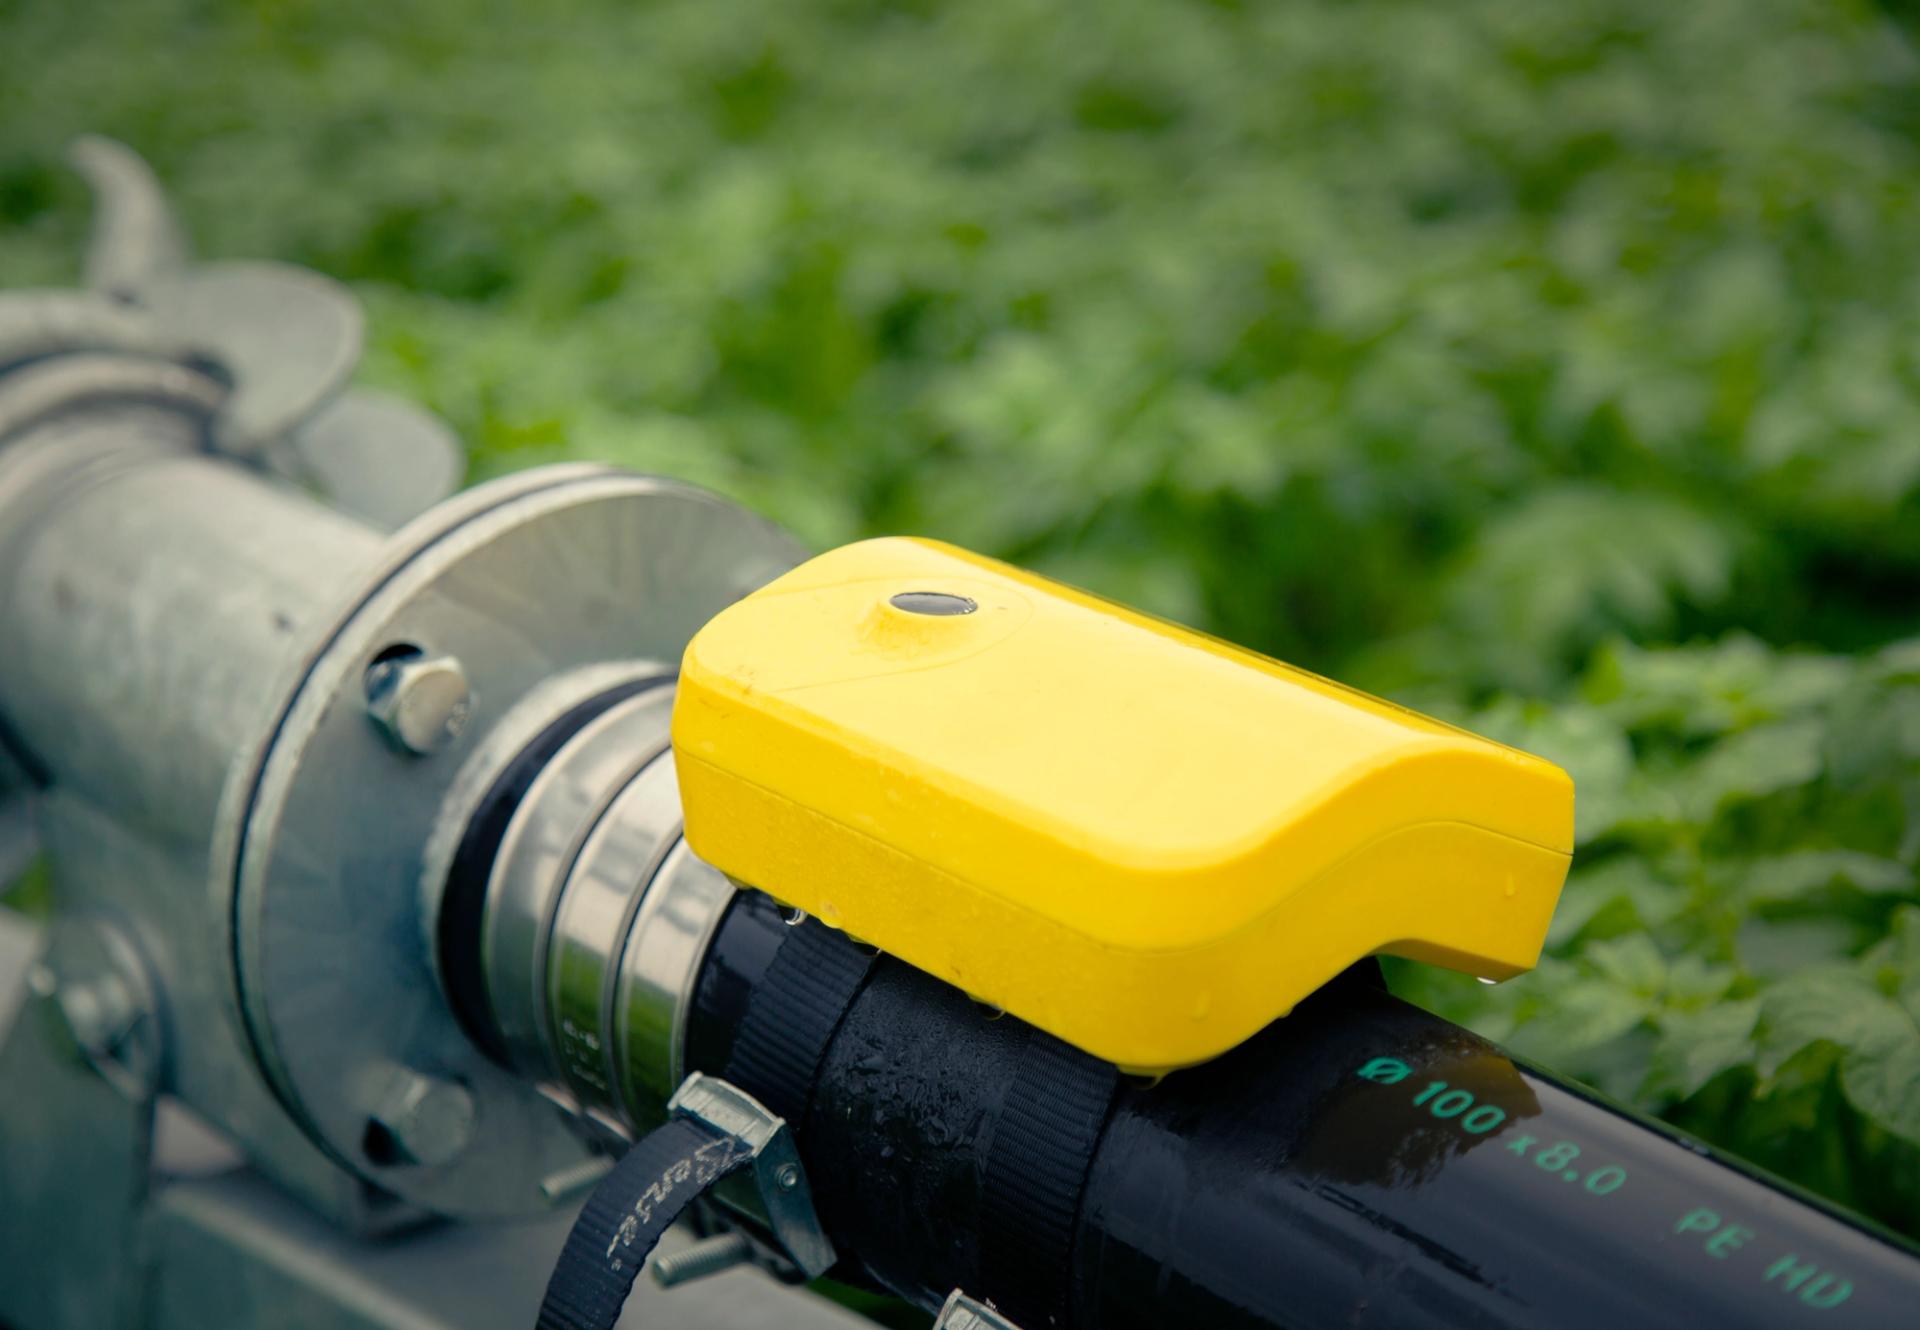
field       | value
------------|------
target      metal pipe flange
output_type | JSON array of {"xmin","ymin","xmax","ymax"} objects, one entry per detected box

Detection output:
[{"xmin": 218, "ymin": 464, "xmax": 802, "ymax": 1218}]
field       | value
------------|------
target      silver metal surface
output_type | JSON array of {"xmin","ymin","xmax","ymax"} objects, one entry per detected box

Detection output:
[
  {"xmin": 418, "ymin": 659, "xmax": 669, "ymax": 985},
  {"xmin": 0, "ymin": 431, "xmax": 382, "ymax": 844},
  {"xmin": 614, "ymin": 838, "xmax": 736, "ymax": 1123},
  {"xmin": 0, "ymin": 289, "xmax": 175, "ymax": 369},
  {"xmin": 668, "ymin": 1073, "xmax": 837, "ymax": 1281},
  {"xmin": 33, "ymin": 791, "xmax": 409, "ymax": 1231},
  {"xmin": 0, "ymin": 351, "xmax": 223, "ymax": 446},
  {"xmin": 2, "ymin": 906, "xmax": 863, "ymax": 1330},
  {"xmin": 0, "ymin": 139, "xmax": 852, "ymax": 1325},
  {"xmin": 0, "ymin": 911, "xmax": 152, "ymax": 1330},
  {"xmin": 0, "ymin": 400, "xmax": 191, "ymax": 543},
  {"xmin": 225, "ymin": 466, "xmax": 802, "ymax": 1217},
  {"xmin": 539, "ymin": 1153, "xmax": 615, "ymax": 1204},
  {"xmin": 365, "ymin": 649, "xmax": 475, "ymax": 756},
  {"xmin": 70, "ymin": 134, "xmax": 188, "ymax": 297},
  {"xmin": 652, "ymin": 1233, "xmax": 753, "ymax": 1288},
  {"xmin": 367, "ymin": 1068, "xmax": 478, "ymax": 1169},
  {"xmin": 546, "ymin": 750, "xmax": 684, "ymax": 1112},
  {"xmin": 935, "ymin": 1290, "xmax": 1028, "ymax": 1330},
  {"xmin": 484, "ymin": 683, "xmax": 676, "ymax": 1083},
  {"xmin": 288, "ymin": 387, "xmax": 467, "ymax": 530},
  {"xmin": 38, "ymin": 910, "xmax": 167, "ymax": 1100},
  {"xmin": 144, "ymin": 259, "xmax": 364, "ymax": 460},
  {"xmin": 69, "ymin": 134, "xmax": 188, "ymax": 301}
]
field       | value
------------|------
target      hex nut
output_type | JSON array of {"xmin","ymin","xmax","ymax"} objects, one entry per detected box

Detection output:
[
  {"xmin": 55, "ymin": 972, "xmax": 139, "ymax": 1056},
  {"xmin": 367, "ymin": 1071, "xmax": 476, "ymax": 1169},
  {"xmin": 365, "ymin": 650, "xmax": 473, "ymax": 756},
  {"xmin": 35, "ymin": 916, "xmax": 165, "ymax": 1099}
]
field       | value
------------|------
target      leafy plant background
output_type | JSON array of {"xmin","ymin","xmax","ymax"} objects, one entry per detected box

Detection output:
[{"xmin": 4, "ymin": 0, "xmax": 1919, "ymax": 1237}]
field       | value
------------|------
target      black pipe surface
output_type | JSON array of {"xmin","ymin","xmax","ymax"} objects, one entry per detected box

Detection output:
[{"xmin": 689, "ymin": 892, "xmax": 1920, "ymax": 1329}]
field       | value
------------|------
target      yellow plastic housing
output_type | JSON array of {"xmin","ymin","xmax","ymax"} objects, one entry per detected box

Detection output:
[{"xmin": 673, "ymin": 538, "xmax": 1574, "ymax": 1073}]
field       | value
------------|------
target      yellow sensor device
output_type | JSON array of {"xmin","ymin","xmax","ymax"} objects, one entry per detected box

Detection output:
[{"xmin": 673, "ymin": 537, "xmax": 1574, "ymax": 1073}]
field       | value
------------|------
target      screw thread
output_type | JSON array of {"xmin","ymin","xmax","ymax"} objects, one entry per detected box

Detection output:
[{"xmin": 651, "ymin": 1232, "xmax": 752, "ymax": 1288}]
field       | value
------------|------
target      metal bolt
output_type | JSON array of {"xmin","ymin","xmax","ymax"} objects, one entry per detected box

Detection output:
[
  {"xmin": 651, "ymin": 1232, "xmax": 753, "ymax": 1288},
  {"xmin": 539, "ymin": 1154, "xmax": 614, "ymax": 1204},
  {"xmin": 775, "ymin": 1161, "xmax": 801, "ymax": 1192},
  {"xmin": 55, "ymin": 972, "xmax": 139, "ymax": 1056},
  {"xmin": 368, "ymin": 1071, "xmax": 476, "ymax": 1168},
  {"xmin": 35, "ymin": 917, "xmax": 165, "ymax": 1099},
  {"xmin": 365, "ymin": 650, "xmax": 472, "ymax": 755},
  {"xmin": 934, "ymin": 1290, "xmax": 1027, "ymax": 1330}
]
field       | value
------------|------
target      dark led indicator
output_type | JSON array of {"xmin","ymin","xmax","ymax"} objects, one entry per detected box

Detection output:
[{"xmin": 889, "ymin": 591, "xmax": 978, "ymax": 616}]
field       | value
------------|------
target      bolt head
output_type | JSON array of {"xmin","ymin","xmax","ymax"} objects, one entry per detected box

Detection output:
[
  {"xmin": 56, "ymin": 978, "xmax": 125, "ymax": 1053},
  {"xmin": 365, "ymin": 652, "xmax": 472, "ymax": 755},
  {"xmin": 370, "ymin": 1072, "xmax": 476, "ymax": 1168},
  {"xmin": 37, "ymin": 917, "xmax": 163, "ymax": 1098},
  {"xmin": 775, "ymin": 1161, "xmax": 800, "ymax": 1192}
]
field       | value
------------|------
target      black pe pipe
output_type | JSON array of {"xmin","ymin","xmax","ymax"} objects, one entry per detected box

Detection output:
[{"xmin": 687, "ymin": 892, "xmax": 1920, "ymax": 1329}]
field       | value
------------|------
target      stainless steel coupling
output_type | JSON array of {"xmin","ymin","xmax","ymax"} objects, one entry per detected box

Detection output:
[{"xmin": 427, "ymin": 662, "xmax": 740, "ymax": 1137}]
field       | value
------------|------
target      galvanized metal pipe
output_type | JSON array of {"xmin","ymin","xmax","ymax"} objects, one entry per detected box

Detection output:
[{"xmin": 0, "ymin": 410, "xmax": 380, "ymax": 845}]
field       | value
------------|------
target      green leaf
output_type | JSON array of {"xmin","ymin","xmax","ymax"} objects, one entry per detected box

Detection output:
[
  {"xmin": 1628, "ymin": 717, "xmax": 1826, "ymax": 829},
  {"xmin": 1587, "ymin": 934, "xmax": 1668, "ymax": 997},
  {"xmin": 1506, "ymin": 977, "xmax": 1654, "ymax": 1061},
  {"xmin": 1546, "ymin": 855, "xmax": 1693, "ymax": 948},
  {"xmin": 1842, "ymin": 1035, "xmax": 1920, "ymax": 1148},
  {"xmin": 1645, "ymin": 998, "xmax": 1761, "ymax": 1103},
  {"xmin": 1583, "ymin": 636, "xmax": 1852, "ymax": 740},
  {"xmin": 1737, "ymin": 916, "xmax": 1863, "ymax": 982},
  {"xmin": 1759, "ymin": 955, "xmax": 1920, "ymax": 1148},
  {"xmin": 1434, "ymin": 486, "xmax": 1743, "ymax": 694},
  {"xmin": 1756, "ymin": 969, "xmax": 1887, "ymax": 1079},
  {"xmin": 1735, "ymin": 850, "xmax": 1913, "ymax": 906},
  {"xmin": 1663, "ymin": 955, "xmax": 1737, "ymax": 1009},
  {"xmin": 1870, "ymin": 907, "xmax": 1920, "ymax": 1030}
]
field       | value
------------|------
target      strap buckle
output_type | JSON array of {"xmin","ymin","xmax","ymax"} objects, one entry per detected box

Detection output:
[
  {"xmin": 935, "ymin": 1289, "xmax": 1028, "ymax": 1330},
  {"xmin": 667, "ymin": 1072, "xmax": 837, "ymax": 1281}
]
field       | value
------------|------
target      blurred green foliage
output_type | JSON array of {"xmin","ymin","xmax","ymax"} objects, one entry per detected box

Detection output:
[{"xmin": 4, "ymin": 0, "xmax": 1920, "ymax": 1235}]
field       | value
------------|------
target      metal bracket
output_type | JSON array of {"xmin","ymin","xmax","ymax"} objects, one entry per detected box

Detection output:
[
  {"xmin": 666, "ymin": 1072, "xmax": 836, "ymax": 1281},
  {"xmin": 934, "ymin": 1289, "xmax": 1027, "ymax": 1330}
]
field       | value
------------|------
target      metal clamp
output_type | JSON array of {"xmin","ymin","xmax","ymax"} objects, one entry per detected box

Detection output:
[
  {"xmin": 666, "ymin": 1072, "xmax": 836, "ymax": 1281},
  {"xmin": 935, "ymin": 1289, "xmax": 1028, "ymax": 1330}
]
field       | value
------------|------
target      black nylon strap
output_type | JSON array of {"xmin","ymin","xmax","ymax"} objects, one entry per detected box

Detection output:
[
  {"xmin": 723, "ymin": 919, "xmax": 875, "ymax": 1127},
  {"xmin": 979, "ymin": 1029, "xmax": 1121, "ymax": 1328},
  {"xmin": 540, "ymin": 918, "xmax": 873, "ymax": 1329},
  {"xmin": 535, "ymin": 1117, "xmax": 754, "ymax": 1330}
]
